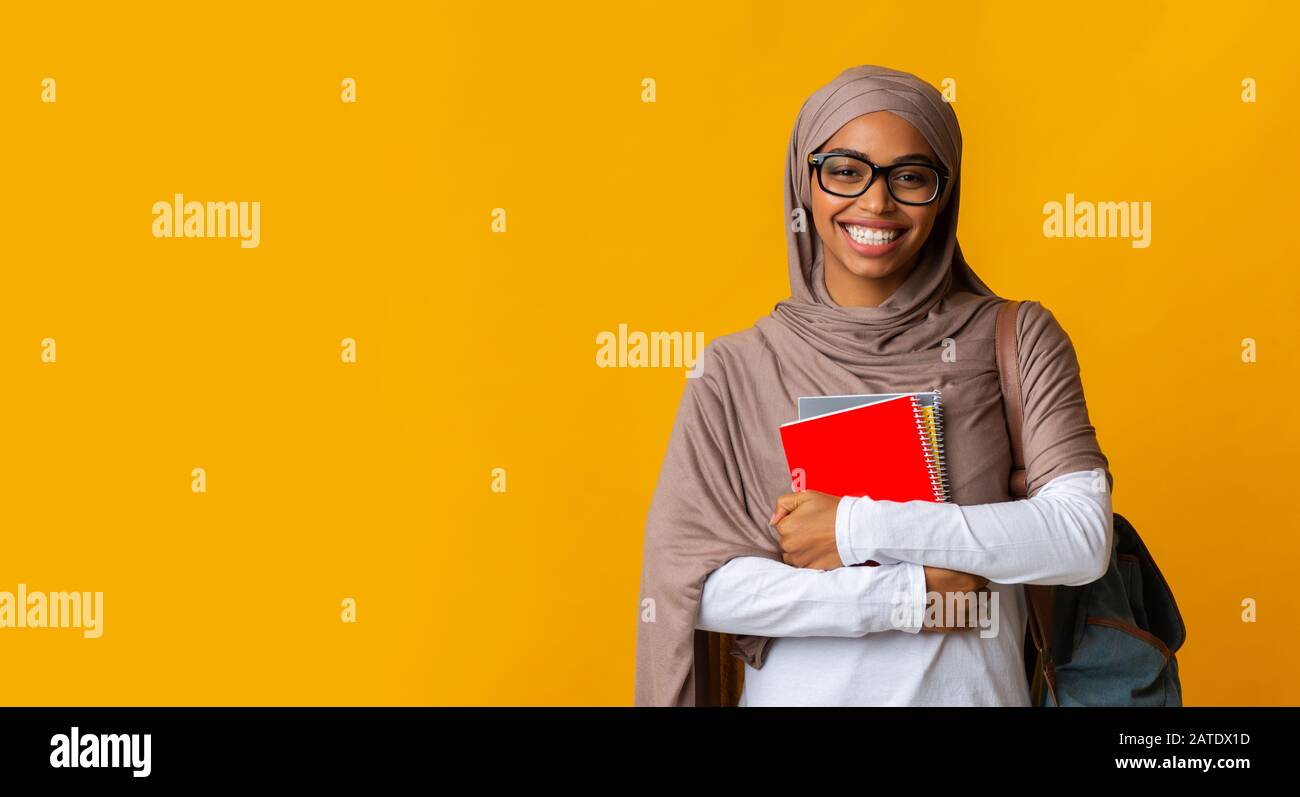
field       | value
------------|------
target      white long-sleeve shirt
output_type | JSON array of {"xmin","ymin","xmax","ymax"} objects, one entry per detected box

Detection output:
[{"xmin": 694, "ymin": 468, "xmax": 1112, "ymax": 706}]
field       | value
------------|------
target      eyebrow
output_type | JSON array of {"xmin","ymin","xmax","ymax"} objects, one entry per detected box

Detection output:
[{"xmin": 826, "ymin": 147, "xmax": 937, "ymax": 167}]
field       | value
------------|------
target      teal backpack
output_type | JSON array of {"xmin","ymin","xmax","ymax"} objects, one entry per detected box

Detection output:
[{"xmin": 995, "ymin": 300, "xmax": 1186, "ymax": 706}]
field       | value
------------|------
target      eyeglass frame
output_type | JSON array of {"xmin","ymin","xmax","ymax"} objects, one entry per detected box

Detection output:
[{"xmin": 807, "ymin": 151, "xmax": 950, "ymax": 205}]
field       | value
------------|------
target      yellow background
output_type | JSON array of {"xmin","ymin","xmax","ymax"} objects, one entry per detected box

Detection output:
[{"xmin": 0, "ymin": 1, "xmax": 1295, "ymax": 705}]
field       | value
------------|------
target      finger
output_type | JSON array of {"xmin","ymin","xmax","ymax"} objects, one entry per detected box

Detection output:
[{"xmin": 769, "ymin": 492, "xmax": 805, "ymax": 525}]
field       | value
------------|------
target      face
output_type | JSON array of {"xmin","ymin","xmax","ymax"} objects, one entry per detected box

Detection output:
[{"xmin": 810, "ymin": 111, "xmax": 946, "ymax": 306}]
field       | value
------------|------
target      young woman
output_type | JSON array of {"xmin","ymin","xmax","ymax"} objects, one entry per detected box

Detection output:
[{"xmin": 634, "ymin": 65, "xmax": 1114, "ymax": 707}]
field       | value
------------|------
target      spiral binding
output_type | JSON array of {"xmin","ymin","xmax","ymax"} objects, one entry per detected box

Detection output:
[
  {"xmin": 932, "ymin": 388, "xmax": 950, "ymax": 502},
  {"xmin": 911, "ymin": 389, "xmax": 951, "ymax": 503}
]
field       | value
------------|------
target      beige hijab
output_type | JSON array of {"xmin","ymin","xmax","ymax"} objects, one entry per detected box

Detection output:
[{"xmin": 634, "ymin": 65, "xmax": 1111, "ymax": 706}]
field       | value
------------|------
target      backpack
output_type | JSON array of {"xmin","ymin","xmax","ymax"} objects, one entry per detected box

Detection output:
[{"xmin": 995, "ymin": 299, "xmax": 1186, "ymax": 706}]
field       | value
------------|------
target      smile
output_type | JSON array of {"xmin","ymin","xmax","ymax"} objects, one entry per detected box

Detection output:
[{"xmin": 838, "ymin": 222, "xmax": 906, "ymax": 255}]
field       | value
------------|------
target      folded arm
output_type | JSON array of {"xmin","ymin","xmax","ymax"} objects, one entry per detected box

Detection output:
[
  {"xmin": 835, "ymin": 468, "xmax": 1112, "ymax": 586},
  {"xmin": 694, "ymin": 555, "xmax": 927, "ymax": 637}
]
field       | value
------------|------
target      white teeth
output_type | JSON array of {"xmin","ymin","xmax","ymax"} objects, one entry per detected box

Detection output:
[{"xmin": 844, "ymin": 224, "xmax": 902, "ymax": 245}]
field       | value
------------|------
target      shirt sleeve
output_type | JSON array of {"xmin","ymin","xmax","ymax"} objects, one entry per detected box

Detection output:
[
  {"xmin": 694, "ymin": 555, "xmax": 927, "ymax": 637},
  {"xmin": 834, "ymin": 469, "xmax": 1112, "ymax": 586}
]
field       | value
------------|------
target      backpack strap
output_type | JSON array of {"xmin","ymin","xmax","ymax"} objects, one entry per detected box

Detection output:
[
  {"xmin": 995, "ymin": 301, "xmax": 1028, "ymax": 498},
  {"xmin": 993, "ymin": 299, "xmax": 1058, "ymax": 704}
]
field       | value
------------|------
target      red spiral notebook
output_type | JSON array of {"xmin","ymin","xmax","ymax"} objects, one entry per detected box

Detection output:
[{"xmin": 778, "ymin": 393, "xmax": 947, "ymax": 567}]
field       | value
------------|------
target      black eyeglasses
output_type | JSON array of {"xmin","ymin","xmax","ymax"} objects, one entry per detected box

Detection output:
[{"xmin": 808, "ymin": 151, "xmax": 949, "ymax": 205}]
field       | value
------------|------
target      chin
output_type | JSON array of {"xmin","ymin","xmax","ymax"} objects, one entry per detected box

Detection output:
[{"xmin": 839, "ymin": 249, "xmax": 906, "ymax": 280}]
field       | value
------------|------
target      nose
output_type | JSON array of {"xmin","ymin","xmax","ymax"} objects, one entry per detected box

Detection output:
[{"xmin": 854, "ymin": 175, "xmax": 896, "ymax": 214}]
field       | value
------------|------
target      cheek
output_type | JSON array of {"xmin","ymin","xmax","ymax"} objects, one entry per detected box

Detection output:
[
  {"xmin": 905, "ymin": 214, "xmax": 938, "ymax": 246},
  {"xmin": 810, "ymin": 193, "xmax": 829, "ymax": 223},
  {"xmin": 812, "ymin": 195, "xmax": 849, "ymax": 239}
]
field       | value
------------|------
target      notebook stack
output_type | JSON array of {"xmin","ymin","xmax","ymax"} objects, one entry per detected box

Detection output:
[{"xmin": 779, "ymin": 390, "xmax": 950, "ymax": 506}]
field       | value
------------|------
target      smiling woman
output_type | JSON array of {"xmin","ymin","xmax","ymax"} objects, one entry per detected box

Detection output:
[
  {"xmin": 810, "ymin": 113, "xmax": 950, "ymax": 308},
  {"xmin": 634, "ymin": 64, "xmax": 1114, "ymax": 707}
]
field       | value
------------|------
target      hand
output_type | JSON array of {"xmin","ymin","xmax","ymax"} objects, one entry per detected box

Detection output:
[
  {"xmin": 769, "ymin": 490, "xmax": 843, "ymax": 570},
  {"xmin": 919, "ymin": 566, "xmax": 990, "ymax": 633}
]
